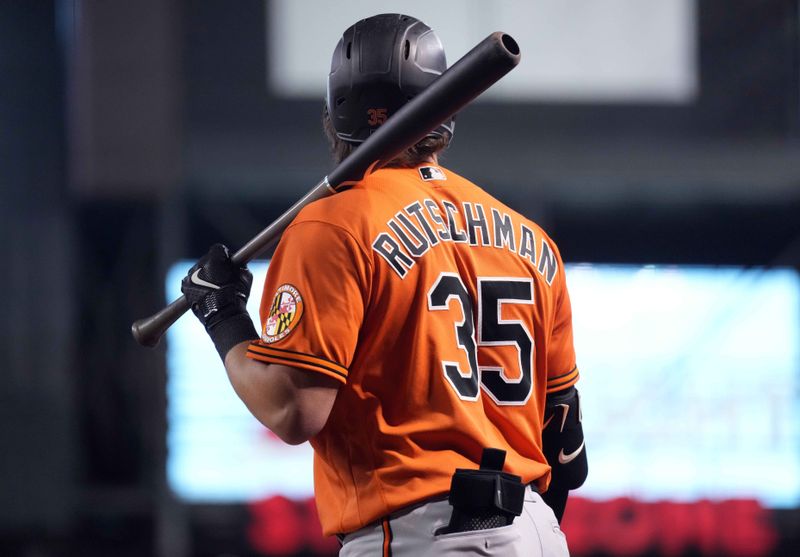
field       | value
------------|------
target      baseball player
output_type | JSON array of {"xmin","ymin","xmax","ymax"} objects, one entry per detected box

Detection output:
[{"xmin": 181, "ymin": 13, "xmax": 587, "ymax": 556}]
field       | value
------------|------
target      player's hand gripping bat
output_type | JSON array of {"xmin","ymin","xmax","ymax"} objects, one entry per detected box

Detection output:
[{"xmin": 132, "ymin": 32, "xmax": 521, "ymax": 347}]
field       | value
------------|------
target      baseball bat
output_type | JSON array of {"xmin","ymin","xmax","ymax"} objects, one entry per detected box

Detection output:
[{"xmin": 132, "ymin": 32, "xmax": 521, "ymax": 347}]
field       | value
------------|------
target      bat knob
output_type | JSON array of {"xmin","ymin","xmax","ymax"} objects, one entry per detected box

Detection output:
[{"xmin": 131, "ymin": 319, "xmax": 162, "ymax": 347}]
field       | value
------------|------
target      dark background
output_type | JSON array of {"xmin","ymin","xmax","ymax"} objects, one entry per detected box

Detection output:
[{"xmin": 1, "ymin": 0, "xmax": 798, "ymax": 555}]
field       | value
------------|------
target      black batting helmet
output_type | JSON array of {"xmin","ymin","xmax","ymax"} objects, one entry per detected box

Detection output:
[{"xmin": 326, "ymin": 13, "xmax": 454, "ymax": 144}]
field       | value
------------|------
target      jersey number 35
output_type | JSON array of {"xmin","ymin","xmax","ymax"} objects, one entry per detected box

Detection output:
[{"xmin": 427, "ymin": 273, "xmax": 534, "ymax": 406}]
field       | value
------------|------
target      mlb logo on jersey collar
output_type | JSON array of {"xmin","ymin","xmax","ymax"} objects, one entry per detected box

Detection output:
[{"xmin": 418, "ymin": 166, "xmax": 446, "ymax": 181}]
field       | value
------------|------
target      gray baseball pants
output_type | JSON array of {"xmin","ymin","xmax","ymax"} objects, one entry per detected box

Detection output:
[{"xmin": 339, "ymin": 486, "xmax": 570, "ymax": 556}]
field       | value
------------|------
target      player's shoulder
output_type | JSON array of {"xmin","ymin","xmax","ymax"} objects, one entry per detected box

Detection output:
[
  {"xmin": 292, "ymin": 185, "xmax": 372, "ymax": 226},
  {"xmin": 286, "ymin": 179, "xmax": 387, "ymax": 252},
  {"xmin": 292, "ymin": 167, "xmax": 421, "ymax": 227},
  {"xmin": 447, "ymin": 167, "xmax": 566, "ymax": 261},
  {"xmin": 449, "ymin": 168, "xmax": 558, "ymax": 242}
]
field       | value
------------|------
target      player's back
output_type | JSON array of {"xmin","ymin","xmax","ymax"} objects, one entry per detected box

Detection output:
[{"xmin": 293, "ymin": 165, "xmax": 578, "ymax": 535}]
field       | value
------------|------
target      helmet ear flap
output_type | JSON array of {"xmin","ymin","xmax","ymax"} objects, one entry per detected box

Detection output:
[{"xmin": 326, "ymin": 13, "xmax": 454, "ymax": 145}]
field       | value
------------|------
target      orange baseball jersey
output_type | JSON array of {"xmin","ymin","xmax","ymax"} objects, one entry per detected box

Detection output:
[{"xmin": 247, "ymin": 165, "xmax": 579, "ymax": 535}]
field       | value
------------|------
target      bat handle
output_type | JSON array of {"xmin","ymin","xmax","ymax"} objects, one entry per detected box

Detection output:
[{"xmin": 131, "ymin": 295, "xmax": 191, "ymax": 347}]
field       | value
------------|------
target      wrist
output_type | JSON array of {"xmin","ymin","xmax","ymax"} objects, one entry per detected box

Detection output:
[{"xmin": 207, "ymin": 312, "xmax": 259, "ymax": 360}]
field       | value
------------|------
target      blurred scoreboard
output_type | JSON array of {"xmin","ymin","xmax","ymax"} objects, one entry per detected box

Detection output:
[
  {"xmin": 165, "ymin": 263, "xmax": 800, "ymax": 509},
  {"xmin": 268, "ymin": 0, "xmax": 697, "ymax": 103}
]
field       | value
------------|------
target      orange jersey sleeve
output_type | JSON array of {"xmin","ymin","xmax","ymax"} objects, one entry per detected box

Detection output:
[
  {"xmin": 545, "ymin": 247, "xmax": 579, "ymax": 393},
  {"xmin": 246, "ymin": 220, "xmax": 371, "ymax": 384}
]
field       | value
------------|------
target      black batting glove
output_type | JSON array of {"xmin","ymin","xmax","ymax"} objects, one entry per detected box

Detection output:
[
  {"xmin": 182, "ymin": 244, "xmax": 252, "ymax": 328},
  {"xmin": 181, "ymin": 244, "xmax": 258, "ymax": 359}
]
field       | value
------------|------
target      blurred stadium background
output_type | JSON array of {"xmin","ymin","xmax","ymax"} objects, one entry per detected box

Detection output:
[{"xmin": 2, "ymin": 0, "xmax": 799, "ymax": 555}]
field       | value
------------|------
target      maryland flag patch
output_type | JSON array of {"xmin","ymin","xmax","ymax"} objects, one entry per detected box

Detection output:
[{"xmin": 262, "ymin": 284, "xmax": 304, "ymax": 343}]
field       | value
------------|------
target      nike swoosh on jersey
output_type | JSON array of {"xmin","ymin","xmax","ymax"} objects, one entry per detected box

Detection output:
[
  {"xmin": 191, "ymin": 269, "xmax": 221, "ymax": 290},
  {"xmin": 543, "ymin": 414, "xmax": 554, "ymax": 429},
  {"xmin": 558, "ymin": 441, "xmax": 585, "ymax": 464}
]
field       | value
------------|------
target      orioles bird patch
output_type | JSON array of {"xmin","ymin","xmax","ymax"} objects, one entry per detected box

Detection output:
[{"xmin": 262, "ymin": 284, "xmax": 304, "ymax": 343}]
